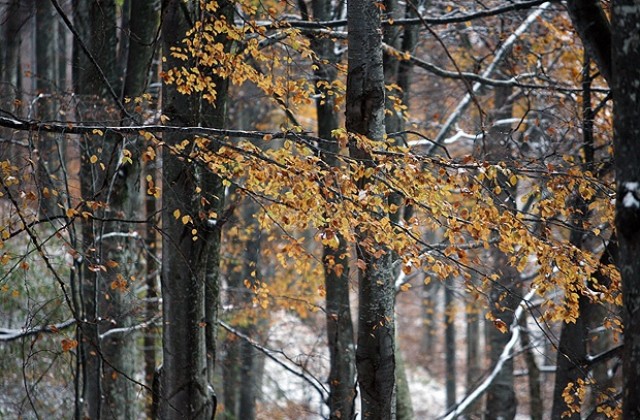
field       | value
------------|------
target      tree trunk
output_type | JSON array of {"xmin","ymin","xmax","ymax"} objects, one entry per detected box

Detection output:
[
  {"xmin": 551, "ymin": 50, "xmax": 596, "ymax": 420},
  {"xmin": 520, "ymin": 313, "xmax": 543, "ymax": 420},
  {"xmin": 35, "ymin": 0, "xmax": 62, "ymax": 217},
  {"xmin": 445, "ymin": 282, "xmax": 456, "ymax": 410},
  {"xmin": 310, "ymin": 0, "xmax": 357, "ymax": 418},
  {"xmin": 346, "ymin": 0, "xmax": 395, "ymax": 418},
  {"xmin": 119, "ymin": 1, "xmax": 161, "ymax": 416},
  {"xmin": 464, "ymin": 276, "xmax": 482, "ymax": 417},
  {"xmin": 159, "ymin": 1, "xmax": 215, "ymax": 418},
  {"xmin": 395, "ymin": 348, "xmax": 414, "ymax": 420},
  {"xmin": 612, "ymin": 3, "xmax": 640, "ymax": 413},
  {"xmin": 72, "ymin": 1, "xmax": 138, "ymax": 418},
  {"xmin": 483, "ymin": 84, "xmax": 518, "ymax": 420}
]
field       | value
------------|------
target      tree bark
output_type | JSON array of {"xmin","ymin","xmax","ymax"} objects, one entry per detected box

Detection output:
[
  {"xmin": 565, "ymin": 0, "xmax": 612, "ymax": 85},
  {"xmin": 118, "ymin": 2, "xmax": 161, "ymax": 416},
  {"xmin": 71, "ymin": 1, "xmax": 138, "ymax": 418},
  {"xmin": 159, "ymin": 1, "xmax": 215, "ymax": 418},
  {"xmin": 483, "ymin": 84, "xmax": 518, "ymax": 420},
  {"xmin": 310, "ymin": 0, "xmax": 357, "ymax": 418},
  {"xmin": 444, "ymin": 282, "xmax": 456, "ymax": 410},
  {"xmin": 551, "ymin": 50, "xmax": 597, "ymax": 420},
  {"xmin": 346, "ymin": 0, "xmax": 395, "ymax": 418},
  {"xmin": 612, "ymin": 4, "xmax": 640, "ymax": 418},
  {"xmin": 519, "ymin": 313, "xmax": 543, "ymax": 420},
  {"xmin": 35, "ymin": 0, "xmax": 62, "ymax": 217}
]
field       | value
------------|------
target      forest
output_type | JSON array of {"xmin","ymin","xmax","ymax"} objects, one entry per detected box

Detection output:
[{"xmin": 0, "ymin": 0, "xmax": 639, "ymax": 419}]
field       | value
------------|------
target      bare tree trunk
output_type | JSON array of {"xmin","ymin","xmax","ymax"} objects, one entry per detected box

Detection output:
[
  {"xmin": 610, "ymin": 5, "xmax": 640, "ymax": 408},
  {"xmin": 159, "ymin": 1, "xmax": 215, "ymax": 418},
  {"xmin": 346, "ymin": 0, "xmax": 395, "ymax": 418},
  {"xmin": 118, "ymin": 1, "xmax": 161, "ymax": 416},
  {"xmin": 483, "ymin": 84, "xmax": 518, "ymax": 420},
  {"xmin": 464, "ymin": 275, "xmax": 482, "ymax": 417},
  {"xmin": 71, "ymin": 1, "xmax": 139, "ymax": 417},
  {"xmin": 519, "ymin": 313, "xmax": 542, "ymax": 420},
  {"xmin": 551, "ymin": 50, "xmax": 596, "ymax": 420},
  {"xmin": 310, "ymin": 0, "xmax": 357, "ymax": 418},
  {"xmin": 421, "ymin": 278, "xmax": 438, "ymax": 359},
  {"xmin": 445, "ymin": 282, "xmax": 456, "ymax": 410},
  {"xmin": 35, "ymin": 0, "xmax": 63, "ymax": 217}
]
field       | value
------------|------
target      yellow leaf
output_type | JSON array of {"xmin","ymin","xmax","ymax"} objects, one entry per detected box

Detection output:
[
  {"xmin": 181, "ymin": 215, "xmax": 190, "ymax": 225},
  {"xmin": 92, "ymin": 129, "xmax": 104, "ymax": 136},
  {"xmin": 493, "ymin": 318, "xmax": 508, "ymax": 333},
  {"xmin": 173, "ymin": 209, "xmax": 181, "ymax": 219},
  {"xmin": 90, "ymin": 155, "xmax": 98, "ymax": 164}
]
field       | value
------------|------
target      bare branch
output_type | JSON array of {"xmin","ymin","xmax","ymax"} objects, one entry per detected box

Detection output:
[
  {"xmin": 99, "ymin": 316, "xmax": 161, "ymax": 340},
  {"xmin": 218, "ymin": 320, "xmax": 329, "ymax": 401},
  {"xmin": 0, "ymin": 319, "xmax": 76, "ymax": 342},
  {"xmin": 259, "ymin": 0, "xmax": 556, "ymax": 30},
  {"xmin": 439, "ymin": 288, "xmax": 537, "ymax": 420},
  {"xmin": 430, "ymin": 2, "xmax": 553, "ymax": 152}
]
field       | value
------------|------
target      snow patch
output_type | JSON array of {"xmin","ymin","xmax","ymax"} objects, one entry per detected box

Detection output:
[{"xmin": 623, "ymin": 182, "xmax": 640, "ymax": 208}]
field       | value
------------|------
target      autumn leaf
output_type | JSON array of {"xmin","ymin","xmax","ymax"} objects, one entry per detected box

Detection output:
[
  {"xmin": 61, "ymin": 338, "xmax": 78, "ymax": 352},
  {"xmin": 493, "ymin": 318, "xmax": 508, "ymax": 334}
]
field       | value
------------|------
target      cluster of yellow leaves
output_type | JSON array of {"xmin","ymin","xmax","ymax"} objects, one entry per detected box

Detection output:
[
  {"xmin": 560, "ymin": 378, "xmax": 620, "ymax": 418},
  {"xmin": 177, "ymin": 123, "xmax": 618, "ymax": 323},
  {"xmin": 163, "ymin": 0, "xmax": 318, "ymax": 116}
]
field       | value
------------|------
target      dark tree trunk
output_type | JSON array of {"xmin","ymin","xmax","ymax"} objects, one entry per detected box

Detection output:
[
  {"xmin": 612, "ymin": 5, "xmax": 640, "ymax": 418},
  {"xmin": 346, "ymin": 0, "xmax": 395, "ymax": 418},
  {"xmin": 35, "ymin": 0, "xmax": 62, "ymax": 217},
  {"xmin": 566, "ymin": 0, "xmax": 612, "ymax": 84},
  {"xmin": 551, "ymin": 50, "xmax": 596, "ymax": 420},
  {"xmin": 159, "ymin": 1, "xmax": 215, "ymax": 418},
  {"xmin": 71, "ymin": 1, "xmax": 137, "ymax": 418},
  {"xmin": 520, "ymin": 313, "xmax": 543, "ymax": 420},
  {"xmin": 310, "ymin": 0, "xmax": 357, "ymax": 418},
  {"xmin": 444, "ymin": 283, "xmax": 456, "ymax": 410},
  {"xmin": 118, "ymin": 2, "xmax": 161, "ymax": 416},
  {"xmin": 484, "ymin": 84, "xmax": 518, "ymax": 420}
]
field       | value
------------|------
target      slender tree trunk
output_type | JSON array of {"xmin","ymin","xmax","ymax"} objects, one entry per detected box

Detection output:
[
  {"xmin": 346, "ymin": 0, "xmax": 395, "ymax": 418},
  {"xmin": 551, "ymin": 50, "xmax": 595, "ymax": 420},
  {"xmin": 71, "ymin": 1, "xmax": 139, "ymax": 418},
  {"xmin": 484, "ymin": 84, "xmax": 519, "ymax": 420},
  {"xmin": 310, "ymin": 0, "xmax": 357, "ymax": 418},
  {"xmin": 464, "ymin": 275, "xmax": 482, "ymax": 417},
  {"xmin": 35, "ymin": 0, "xmax": 62, "ymax": 217},
  {"xmin": 444, "ymin": 282, "xmax": 456, "ymax": 410},
  {"xmin": 421, "ymin": 278, "xmax": 438, "ymax": 359},
  {"xmin": 118, "ymin": 1, "xmax": 161, "ymax": 416},
  {"xmin": 520, "ymin": 313, "xmax": 542, "ymax": 420}
]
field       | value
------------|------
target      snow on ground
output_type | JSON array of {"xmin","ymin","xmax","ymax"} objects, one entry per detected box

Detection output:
[{"xmin": 260, "ymin": 311, "xmax": 460, "ymax": 419}]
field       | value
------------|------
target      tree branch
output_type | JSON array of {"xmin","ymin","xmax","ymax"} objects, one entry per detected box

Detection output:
[
  {"xmin": 259, "ymin": 0, "xmax": 555, "ymax": 29},
  {"xmin": 430, "ymin": 2, "xmax": 552, "ymax": 152},
  {"xmin": 0, "ymin": 319, "xmax": 76, "ymax": 342},
  {"xmin": 565, "ymin": 0, "xmax": 612, "ymax": 85},
  {"xmin": 218, "ymin": 320, "xmax": 328, "ymax": 401},
  {"xmin": 438, "ymin": 287, "xmax": 537, "ymax": 420}
]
